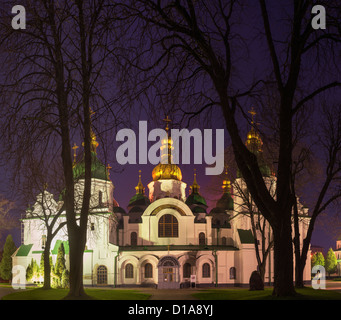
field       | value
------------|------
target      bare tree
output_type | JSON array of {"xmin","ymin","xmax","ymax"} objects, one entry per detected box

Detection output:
[
  {"xmin": 26, "ymin": 187, "xmax": 66, "ymax": 289},
  {"xmin": 118, "ymin": 0, "xmax": 341, "ymax": 296},
  {"xmin": 0, "ymin": 0, "xmax": 122, "ymax": 298},
  {"xmin": 232, "ymin": 178, "xmax": 274, "ymax": 283},
  {"xmin": 0, "ymin": 197, "xmax": 17, "ymax": 246},
  {"xmin": 294, "ymin": 104, "xmax": 341, "ymax": 287}
]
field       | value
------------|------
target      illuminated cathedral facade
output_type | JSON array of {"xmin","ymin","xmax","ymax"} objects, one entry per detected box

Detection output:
[{"xmin": 12, "ymin": 115, "xmax": 312, "ymax": 288}]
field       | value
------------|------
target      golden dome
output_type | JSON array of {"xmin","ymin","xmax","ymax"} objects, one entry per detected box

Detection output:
[
  {"xmin": 151, "ymin": 115, "xmax": 183, "ymax": 181},
  {"xmin": 222, "ymin": 166, "xmax": 232, "ymax": 193},
  {"xmin": 245, "ymin": 126, "xmax": 263, "ymax": 152},
  {"xmin": 135, "ymin": 170, "xmax": 145, "ymax": 194},
  {"xmin": 190, "ymin": 169, "xmax": 200, "ymax": 193},
  {"xmin": 152, "ymin": 163, "xmax": 182, "ymax": 181},
  {"xmin": 245, "ymin": 107, "xmax": 263, "ymax": 153}
]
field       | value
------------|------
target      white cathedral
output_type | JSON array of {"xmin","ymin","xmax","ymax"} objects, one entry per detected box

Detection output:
[{"xmin": 12, "ymin": 116, "xmax": 312, "ymax": 288}]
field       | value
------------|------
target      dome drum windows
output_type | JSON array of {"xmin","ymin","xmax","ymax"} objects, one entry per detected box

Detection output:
[
  {"xmin": 199, "ymin": 232, "xmax": 206, "ymax": 245},
  {"xmin": 130, "ymin": 232, "xmax": 137, "ymax": 246}
]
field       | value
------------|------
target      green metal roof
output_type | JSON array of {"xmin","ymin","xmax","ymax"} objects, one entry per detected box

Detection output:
[
  {"xmin": 73, "ymin": 152, "xmax": 110, "ymax": 181},
  {"xmin": 128, "ymin": 193, "xmax": 150, "ymax": 207},
  {"xmin": 185, "ymin": 192, "xmax": 207, "ymax": 207},
  {"xmin": 15, "ymin": 244, "xmax": 33, "ymax": 257},
  {"xmin": 191, "ymin": 206, "xmax": 207, "ymax": 214},
  {"xmin": 216, "ymin": 192, "xmax": 234, "ymax": 210}
]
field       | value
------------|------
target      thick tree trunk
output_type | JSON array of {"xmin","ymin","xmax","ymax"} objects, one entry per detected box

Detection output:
[
  {"xmin": 295, "ymin": 261, "xmax": 305, "ymax": 288},
  {"xmin": 64, "ymin": 232, "xmax": 89, "ymax": 299},
  {"xmin": 272, "ymin": 220, "xmax": 296, "ymax": 296},
  {"xmin": 42, "ymin": 240, "xmax": 51, "ymax": 290}
]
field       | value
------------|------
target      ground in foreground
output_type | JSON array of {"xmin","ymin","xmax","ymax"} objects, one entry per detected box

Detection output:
[
  {"xmin": 193, "ymin": 287, "xmax": 341, "ymax": 300},
  {"xmin": 1, "ymin": 288, "xmax": 151, "ymax": 300}
]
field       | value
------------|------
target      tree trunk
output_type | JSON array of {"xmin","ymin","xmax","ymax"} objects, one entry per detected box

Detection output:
[
  {"xmin": 42, "ymin": 239, "xmax": 52, "ymax": 290},
  {"xmin": 295, "ymin": 260, "xmax": 305, "ymax": 288},
  {"xmin": 296, "ymin": 237, "xmax": 310, "ymax": 289},
  {"xmin": 64, "ymin": 232, "xmax": 88, "ymax": 299},
  {"xmin": 272, "ymin": 220, "xmax": 296, "ymax": 296}
]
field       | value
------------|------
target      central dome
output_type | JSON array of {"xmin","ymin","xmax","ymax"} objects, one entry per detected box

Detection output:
[
  {"xmin": 151, "ymin": 116, "xmax": 182, "ymax": 181},
  {"xmin": 152, "ymin": 163, "xmax": 182, "ymax": 181}
]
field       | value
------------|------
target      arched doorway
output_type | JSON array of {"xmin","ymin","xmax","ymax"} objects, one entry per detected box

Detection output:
[
  {"xmin": 157, "ymin": 256, "xmax": 180, "ymax": 289},
  {"xmin": 97, "ymin": 265, "xmax": 108, "ymax": 285}
]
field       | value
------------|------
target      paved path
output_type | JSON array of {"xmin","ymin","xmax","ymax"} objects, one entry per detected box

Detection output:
[
  {"xmin": 325, "ymin": 280, "xmax": 341, "ymax": 293},
  {"xmin": 0, "ymin": 287, "xmax": 17, "ymax": 299}
]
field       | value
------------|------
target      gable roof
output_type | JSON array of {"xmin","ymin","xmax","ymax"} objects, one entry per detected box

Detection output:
[{"xmin": 14, "ymin": 244, "xmax": 33, "ymax": 257}]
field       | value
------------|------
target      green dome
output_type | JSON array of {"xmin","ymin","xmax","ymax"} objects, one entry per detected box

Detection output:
[
  {"xmin": 191, "ymin": 206, "xmax": 207, "ymax": 214},
  {"xmin": 128, "ymin": 193, "xmax": 150, "ymax": 208},
  {"xmin": 216, "ymin": 192, "xmax": 234, "ymax": 211},
  {"xmin": 113, "ymin": 206, "xmax": 126, "ymax": 214},
  {"xmin": 73, "ymin": 152, "xmax": 110, "ymax": 181},
  {"xmin": 185, "ymin": 193, "xmax": 207, "ymax": 207}
]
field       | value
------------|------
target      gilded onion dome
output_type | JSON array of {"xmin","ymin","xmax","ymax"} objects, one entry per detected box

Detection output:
[
  {"xmin": 185, "ymin": 169, "xmax": 207, "ymax": 207},
  {"xmin": 152, "ymin": 163, "xmax": 183, "ymax": 181},
  {"xmin": 135, "ymin": 170, "xmax": 145, "ymax": 194},
  {"xmin": 245, "ymin": 107, "xmax": 263, "ymax": 153},
  {"xmin": 128, "ymin": 170, "xmax": 150, "ymax": 208},
  {"xmin": 237, "ymin": 107, "xmax": 271, "ymax": 178},
  {"xmin": 151, "ymin": 116, "xmax": 182, "ymax": 181}
]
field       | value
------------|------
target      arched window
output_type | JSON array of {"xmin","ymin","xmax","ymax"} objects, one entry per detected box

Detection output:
[
  {"xmin": 144, "ymin": 263, "xmax": 153, "ymax": 278},
  {"xmin": 158, "ymin": 214, "xmax": 178, "ymax": 237},
  {"xmin": 183, "ymin": 263, "xmax": 191, "ymax": 278},
  {"xmin": 202, "ymin": 263, "xmax": 210, "ymax": 278},
  {"xmin": 230, "ymin": 267, "xmax": 236, "ymax": 279},
  {"xmin": 125, "ymin": 263, "xmax": 134, "ymax": 278},
  {"xmin": 222, "ymin": 237, "xmax": 227, "ymax": 246},
  {"xmin": 97, "ymin": 265, "xmax": 107, "ymax": 285},
  {"xmin": 199, "ymin": 232, "xmax": 206, "ymax": 245},
  {"xmin": 131, "ymin": 232, "xmax": 137, "ymax": 246}
]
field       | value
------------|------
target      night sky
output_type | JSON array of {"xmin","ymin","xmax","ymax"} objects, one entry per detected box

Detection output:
[{"xmin": 0, "ymin": 1, "xmax": 339, "ymax": 257}]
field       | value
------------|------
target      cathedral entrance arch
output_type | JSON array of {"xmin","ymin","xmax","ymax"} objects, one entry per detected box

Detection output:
[{"xmin": 157, "ymin": 256, "xmax": 180, "ymax": 289}]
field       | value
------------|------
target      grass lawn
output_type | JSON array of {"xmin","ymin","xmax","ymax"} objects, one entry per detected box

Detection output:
[
  {"xmin": 193, "ymin": 287, "xmax": 341, "ymax": 300},
  {"xmin": 1, "ymin": 287, "xmax": 151, "ymax": 300}
]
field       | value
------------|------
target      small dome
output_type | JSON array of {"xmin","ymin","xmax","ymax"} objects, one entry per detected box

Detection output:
[
  {"xmin": 216, "ymin": 192, "xmax": 234, "ymax": 211},
  {"xmin": 128, "ymin": 206, "xmax": 144, "ymax": 214},
  {"xmin": 128, "ymin": 170, "xmax": 150, "ymax": 209},
  {"xmin": 73, "ymin": 152, "xmax": 109, "ymax": 181},
  {"xmin": 185, "ymin": 193, "xmax": 207, "ymax": 207},
  {"xmin": 191, "ymin": 206, "xmax": 207, "ymax": 214},
  {"xmin": 113, "ymin": 206, "xmax": 126, "ymax": 214},
  {"xmin": 128, "ymin": 193, "xmax": 150, "ymax": 208},
  {"xmin": 185, "ymin": 169, "xmax": 207, "ymax": 207}
]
